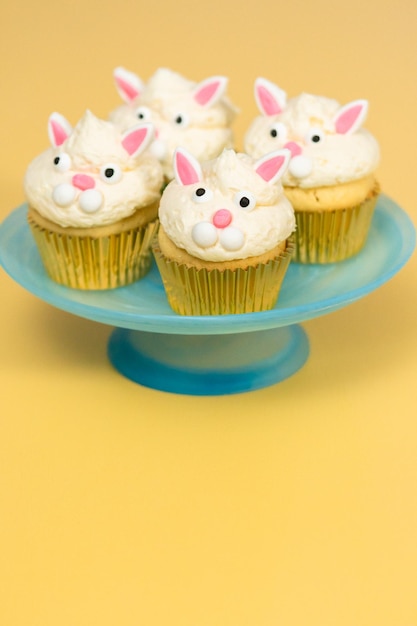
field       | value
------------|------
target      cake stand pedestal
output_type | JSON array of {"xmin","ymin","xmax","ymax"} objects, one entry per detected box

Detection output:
[
  {"xmin": 107, "ymin": 325, "xmax": 309, "ymax": 395},
  {"xmin": 0, "ymin": 196, "xmax": 415, "ymax": 395}
]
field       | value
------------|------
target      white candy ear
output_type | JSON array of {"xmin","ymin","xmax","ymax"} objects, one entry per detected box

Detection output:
[
  {"xmin": 173, "ymin": 147, "xmax": 202, "ymax": 185},
  {"xmin": 113, "ymin": 66, "xmax": 144, "ymax": 103},
  {"xmin": 48, "ymin": 112, "xmax": 72, "ymax": 147},
  {"xmin": 121, "ymin": 123, "xmax": 154, "ymax": 157},
  {"xmin": 254, "ymin": 77, "xmax": 287, "ymax": 116},
  {"xmin": 193, "ymin": 76, "xmax": 228, "ymax": 107},
  {"xmin": 254, "ymin": 149, "xmax": 291, "ymax": 183},
  {"xmin": 333, "ymin": 99, "xmax": 368, "ymax": 134}
]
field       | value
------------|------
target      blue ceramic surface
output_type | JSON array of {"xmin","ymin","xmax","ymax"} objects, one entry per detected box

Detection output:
[
  {"xmin": 0, "ymin": 196, "xmax": 414, "ymax": 394},
  {"xmin": 107, "ymin": 325, "xmax": 310, "ymax": 395},
  {"xmin": 0, "ymin": 196, "xmax": 414, "ymax": 335}
]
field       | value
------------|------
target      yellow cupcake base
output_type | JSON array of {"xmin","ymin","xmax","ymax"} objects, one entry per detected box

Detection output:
[
  {"xmin": 152, "ymin": 239, "xmax": 294, "ymax": 316},
  {"xmin": 292, "ymin": 193, "xmax": 379, "ymax": 264},
  {"xmin": 28, "ymin": 211, "xmax": 159, "ymax": 290}
]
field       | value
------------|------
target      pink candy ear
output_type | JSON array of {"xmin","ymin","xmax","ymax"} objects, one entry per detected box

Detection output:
[
  {"xmin": 254, "ymin": 149, "xmax": 290, "ymax": 184},
  {"xmin": 193, "ymin": 76, "xmax": 228, "ymax": 107},
  {"xmin": 254, "ymin": 77, "xmax": 287, "ymax": 116},
  {"xmin": 48, "ymin": 112, "xmax": 72, "ymax": 147},
  {"xmin": 333, "ymin": 99, "xmax": 368, "ymax": 134},
  {"xmin": 113, "ymin": 66, "xmax": 143, "ymax": 103},
  {"xmin": 121, "ymin": 123, "xmax": 154, "ymax": 157},
  {"xmin": 173, "ymin": 148, "xmax": 202, "ymax": 185}
]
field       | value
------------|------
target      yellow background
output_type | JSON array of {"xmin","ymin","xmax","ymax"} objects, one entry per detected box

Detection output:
[{"xmin": 1, "ymin": 0, "xmax": 417, "ymax": 624}]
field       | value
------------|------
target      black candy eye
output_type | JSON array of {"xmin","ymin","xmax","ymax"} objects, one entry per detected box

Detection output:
[
  {"xmin": 192, "ymin": 186, "xmax": 213, "ymax": 203},
  {"xmin": 269, "ymin": 122, "xmax": 287, "ymax": 141},
  {"xmin": 234, "ymin": 190, "xmax": 256, "ymax": 211},
  {"xmin": 99, "ymin": 163, "xmax": 122, "ymax": 184},
  {"xmin": 53, "ymin": 152, "xmax": 71, "ymax": 172},
  {"xmin": 173, "ymin": 112, "xmax": 189, "ymax": 128},
  {"xmin": 135, "ymin": 106, "xmax": 151, "ymax": 121},
  {"xmin": 305, "ymin": 127, "xmax": 325, "ymax": 145}
]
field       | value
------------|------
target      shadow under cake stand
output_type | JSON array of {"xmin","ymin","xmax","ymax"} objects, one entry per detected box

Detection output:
[{"xmin": 0, "ymin": 195, "xmax": 415, "ymax": 395}]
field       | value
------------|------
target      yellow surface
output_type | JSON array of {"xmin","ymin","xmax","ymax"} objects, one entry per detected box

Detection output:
[{"xmin": 1, "ymin": 0, "xmax": 417, "ymax": 624}]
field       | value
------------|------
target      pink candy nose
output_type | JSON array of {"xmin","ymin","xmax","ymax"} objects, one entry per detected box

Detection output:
[
  {"xmin": 284, "ymin": 141, "xmax": 302, "ymax": 157},
  {"xmin": 72, "ymin": 174, "xmax": 95, "ymax": 191},
  {"xmin": 212, "ymin": 209, "xmax": 232, "ymax": 229}
]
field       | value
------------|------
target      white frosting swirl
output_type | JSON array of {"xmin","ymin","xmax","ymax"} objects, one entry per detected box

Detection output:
[
  {"xmin": 159, "ymin": 149, "xmax": 295, "ymax": 262},
  {"xmin": 109, "ymin": 68, "xmax": 238, "ymax": 179},
  {"xmin": 24, "ymin": 111, "xmax": 163, "ymax": 228},
  {"xmin": 244, "ymin": 92, "xmax": 380, "ymax": 188}
]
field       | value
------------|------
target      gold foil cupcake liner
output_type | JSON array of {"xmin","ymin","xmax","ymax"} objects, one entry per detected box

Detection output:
[
  {"xmin": 152, "ymin": 239, "xmax": 294, "ymax": 315},
  {"xmin": 28, "ymin": 215, "xmax": 159, "ymax": 290},
  {"xmin": 292, "ymin": 194, "xmax": 378, "ymax": 263}
]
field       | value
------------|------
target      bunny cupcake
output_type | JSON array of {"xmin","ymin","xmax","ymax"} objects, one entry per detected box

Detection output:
[
  {"xmin": 244, "ymin": 78, "xmax": 380, "ymax": 263},
  {"xmin": 153, "ymin": 147, "xmax": 295, "ymax": 315},
  {"xmin": 24, "ymin": 110, "xmax": 164, "ymax": 289},
  {"xmin": 109, "ymin": 67, "xmax": 238, "ymax": 181}
]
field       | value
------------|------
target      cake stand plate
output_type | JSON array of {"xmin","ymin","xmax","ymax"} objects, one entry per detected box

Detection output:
[{"xmin": 0, "ymin": 196, "xmax": 415, "ymax": 395}]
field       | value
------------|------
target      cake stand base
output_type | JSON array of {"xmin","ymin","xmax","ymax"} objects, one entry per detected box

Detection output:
[
  {"xmin": 1, "ymin": 197, "xmax": 415, "ymax": 396},
  {"xmin": 107, "ymin": 324, "xmax": 309, "ymax": 395}
]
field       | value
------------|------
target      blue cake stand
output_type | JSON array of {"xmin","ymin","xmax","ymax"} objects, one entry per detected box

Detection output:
[{"xmin": 0, "ymin": 196, "xmax": 415, "ymax": 395}]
